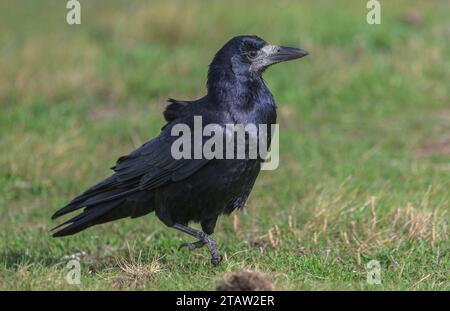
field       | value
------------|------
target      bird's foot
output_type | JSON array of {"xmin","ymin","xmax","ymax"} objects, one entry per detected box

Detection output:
[
  {"xmin": 178, "ymin": 236, "xmax": 222, "ymax": 266},
  {"xmin": 172, "ymin": 223, "xmax": 222, "ymax": 266},
  {"xmin": 202, "ymin": 234, "xmax": 223, "ymax": 266},
  {"xmin": 179, "ymin": 240, "xmax": 206, "ymax": 250}
]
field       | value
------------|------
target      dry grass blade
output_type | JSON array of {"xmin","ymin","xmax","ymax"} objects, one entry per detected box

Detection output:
[{"xmin": 112, "ymin": 245, "xmax": 163, "ymax": 289}]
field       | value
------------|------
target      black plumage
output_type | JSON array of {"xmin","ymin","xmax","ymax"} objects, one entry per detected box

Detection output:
[{"xmin": 51, "ymin": 35, "xmax": 308, "ymax": 265}]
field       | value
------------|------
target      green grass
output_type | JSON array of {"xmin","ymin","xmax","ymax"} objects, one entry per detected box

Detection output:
[{"xmin": 0, "ymin": 0, "xmax": 449, "ymax": 290}]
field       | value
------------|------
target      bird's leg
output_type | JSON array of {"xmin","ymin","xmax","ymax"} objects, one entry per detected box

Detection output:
[
  {"xmin": 173, "ymin": 223, "xmax": 222, "ymax": 266},
  {"xmin": 178, "ymin": 217, "xmax": 218, "ymax": 251}
]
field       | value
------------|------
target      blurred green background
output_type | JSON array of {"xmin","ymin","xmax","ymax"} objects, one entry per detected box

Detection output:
[{"xmin": 0, "ymin": 0, "xmax": 448, "ymax": 290}]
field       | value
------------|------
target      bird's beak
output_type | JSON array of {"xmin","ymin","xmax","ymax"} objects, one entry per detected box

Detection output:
[
  {"xmin": 251, "ymin": 45, "xmax": 309, "ymax": 73},
  {"xmin": 266, "ymin": 45, "xmax": 309, "ymax": 64}
]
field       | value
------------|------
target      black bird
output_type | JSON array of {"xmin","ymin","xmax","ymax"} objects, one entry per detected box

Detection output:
[{"xmin": 51, "ymin": 35, "xmax": 308, "ymax": 265}]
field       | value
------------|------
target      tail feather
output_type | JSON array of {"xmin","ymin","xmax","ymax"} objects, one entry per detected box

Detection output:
[
  {"xmin": 52, "ymin": 187, "xmax": 155, "ymax": 237},
  {"xmin": 52, "ymin": 181, "xmax": 138, "ymax": 220},
  {"xmin": 51, "ymin": 199, "xmax": 125, "ymax": 237}
]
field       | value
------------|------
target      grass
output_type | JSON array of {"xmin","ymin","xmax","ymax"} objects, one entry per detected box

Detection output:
[{"xmin": 0, "ymin": 0, "xmax": 449, "ymax": 290}]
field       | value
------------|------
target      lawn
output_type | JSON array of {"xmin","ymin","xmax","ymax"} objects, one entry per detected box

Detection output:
[{"xmin": 0, "ymin": 0, "xmax": 448, "ymax": 290}]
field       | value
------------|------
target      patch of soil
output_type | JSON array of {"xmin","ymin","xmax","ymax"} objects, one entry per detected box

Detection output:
[{"xmin": 216, "ymin": 269, "xmax": 274, "ymax": 291}]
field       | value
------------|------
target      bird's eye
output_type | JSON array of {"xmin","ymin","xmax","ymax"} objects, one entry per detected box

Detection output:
[{"xmin": 247, "ymin": 50, "xmax": 258, "ymax": 59}]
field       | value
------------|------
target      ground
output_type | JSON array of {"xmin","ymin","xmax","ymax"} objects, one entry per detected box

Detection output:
[{"xmin": 0, "ymin": 0, "xmax": 448, "ymax": 290}]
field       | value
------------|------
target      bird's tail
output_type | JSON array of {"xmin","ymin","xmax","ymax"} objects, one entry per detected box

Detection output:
[{"xmin": 51, "ymin": 176, "xmax": 151, "ymax": 237}]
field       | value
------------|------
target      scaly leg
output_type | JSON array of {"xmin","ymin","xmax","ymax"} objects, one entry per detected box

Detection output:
[{"xmin": 173, "ymin": 223, "xmax": 222, "ymax": 266}]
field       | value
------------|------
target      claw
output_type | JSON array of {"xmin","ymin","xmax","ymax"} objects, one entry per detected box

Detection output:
[
  {"xmin": 178, "ymin": 242, "xmax": 192, "ymax": 250},
  {"xmin": 210, "ymin": 254, "xmax": 223, "ymax": 266}
]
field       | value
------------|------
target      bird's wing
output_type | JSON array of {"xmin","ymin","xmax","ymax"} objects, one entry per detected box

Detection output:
[
  {"xmin": 112, "ymin": 133, "xmax": 208, "ymax": 190},
  {"xmin": 52, "ymin": 95, "xmax": 214, "ymax": 221},
  {"xmin": 114, "ymin": 97, "xmax": 213, "ymax": 187}
]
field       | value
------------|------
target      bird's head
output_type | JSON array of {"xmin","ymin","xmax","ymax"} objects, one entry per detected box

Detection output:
[{"xmin": 209, "ymin": 35, "xmax": 309, "ymax": 78}]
